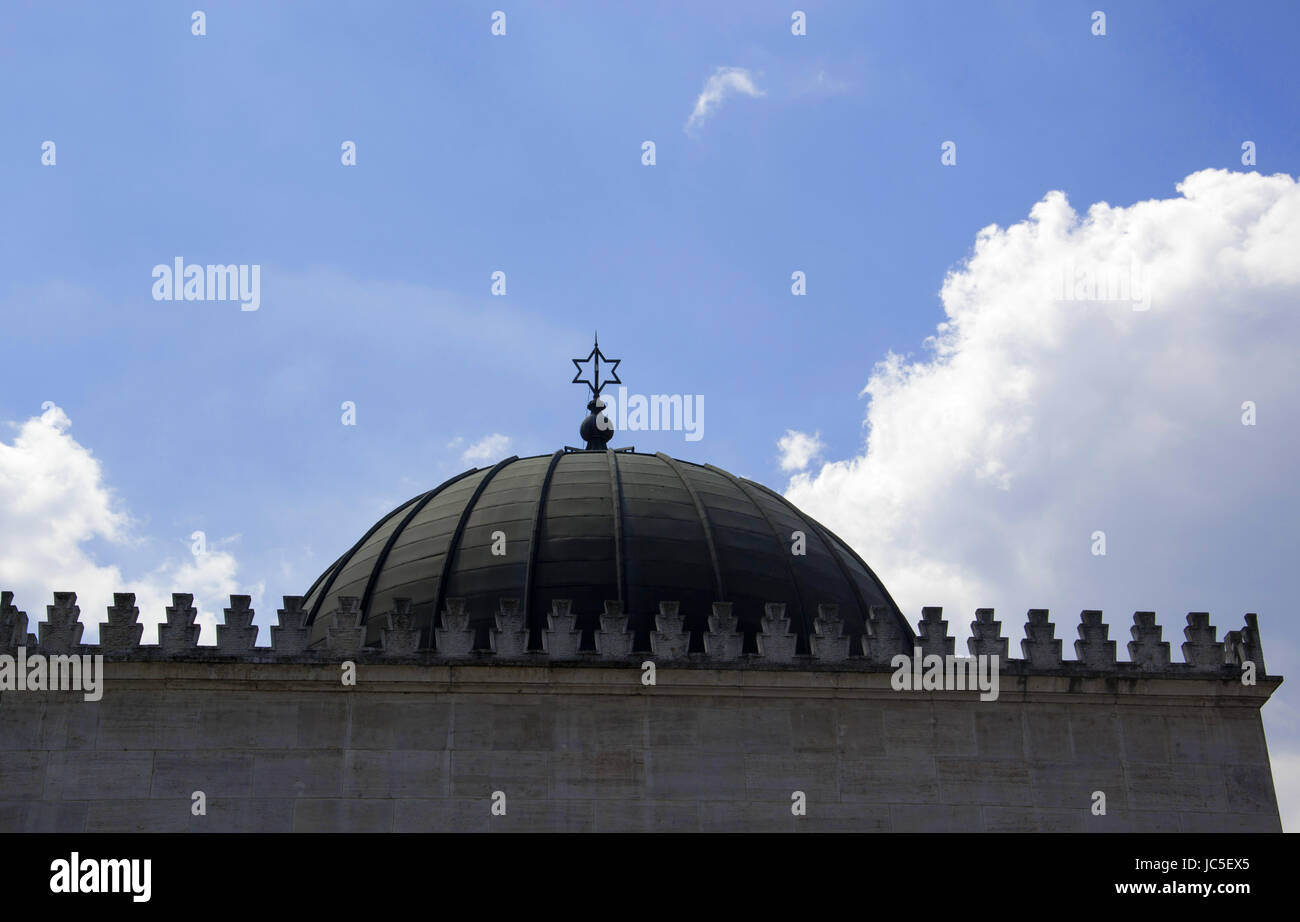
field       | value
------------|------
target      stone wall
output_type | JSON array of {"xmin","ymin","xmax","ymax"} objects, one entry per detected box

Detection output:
[
  {"xmin": 0, "ymin": 660, "xmax": 1282, "ymax": 832},
  {"xmin": 0, "ymin": 591, "xmax": 1283, "ymax": 832}
]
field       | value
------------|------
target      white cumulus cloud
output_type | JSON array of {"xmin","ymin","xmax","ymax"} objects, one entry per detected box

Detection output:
[
  {"xmin": 0, "ymin": 403, "xmax": 262, "ymax": 645},
  {"xmin": 685, "ymin": 66, "xmax": 764, "ymax": 134},
  {"xmin": 777, "ymin": 429, "xmax": 826, "ymax": 472},
  {"xmin": 783, "ymin": 167, "xmax": 1300, "ymax": 824},
  {"xmin": 786, "ymin": 168, "xmax": 1300, "ymax": 624}
]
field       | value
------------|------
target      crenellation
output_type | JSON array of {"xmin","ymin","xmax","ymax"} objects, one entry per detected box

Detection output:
[
  {"xmin": 1020, "ymin": 609, "xmax": 1062, "ymax": 668},
  {"xmin": 916, "ymin": 607, "xmax": 953, "ymax": 658},
  {"xmin": 100, "ymin": 593, "xmax": 143, "ymax": 654},
  {"xmin": 706, "ymin": 602, "xmax": 742, "ymax": 660},
  {"xmin": 866, "ymin": 605, "xmax": 906, "ymax": 665},
  {"xmin": 1181, "ymin": 612, "xmax": 1223, "ymax": 671},
  {"xmin": 434, "ymin": 599, "xmax": 474, "ymax": 657},
  {"xmin": 0, "ymin": 586, "xmax": 1277, "ymax": 678},
  {"xmin": 758, "ymin": 602, "xmax": 797, "ymax": 661},
  {"xmin": 1074, "ymin": 610, "xmax": 1116, "ymax": 668},
  {"xmin": 543, "ymin": 599, "xmax": 580, "ymax": 657},
  {"xmin": 968, "ymin": 608, "xmax": 1008, "ymax": 659},
  {"xmin": 271, "ymin": 596, "xmax": 310, "ymax": 656},
  {"xmin": 216, "ymin": 595, "xmax": 259, "ymax": 654},
  {"xmin": 323, "ymin": 597, "xmax": 365, "ymax": 655},
  {"xmin": 811, "ymin": 604, "xmax": 850, "ymax": 662},
  {"xmin": 492, "ymin": 598, "xmax": 530, "ymax": 656},
  {"xmin": 1, "ymin": 591, "xmax": 32, "ymax": 654},
  {"xmin": 1128, "ymin": 611, "xmax": 1171, "ymax": 670},
  {"xmin": 651, "ymin": 601, "xmax": 686, "ymax": 660},
  {"xmin": 1223, "ymin": 628, "xmax": 1246, "ymax": 667},
  {"xmin": 158, "ymin": 594, "xmax": 199, "ymax": 655},
  {"xmin": 378, "ymin": 598, "xmax": 420, "ymax": 656},
  {"xmin": 39, "ymin": 592, "xmax": 84, "ymax": 653},
  {"xmin": 1242, "ymin": 613, "xmax": 1267, "ymax": 676},
  {"xmin": 597, "ymin": 600, "xmax": 632, "ymax": 657}
]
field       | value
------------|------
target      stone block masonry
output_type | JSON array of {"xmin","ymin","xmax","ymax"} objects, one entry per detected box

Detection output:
[{"xmin": 0, "ymin": 591, "xmax": 1283, "ymax": 832}]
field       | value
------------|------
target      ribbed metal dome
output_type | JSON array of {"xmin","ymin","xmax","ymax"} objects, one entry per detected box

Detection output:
[{"xmin": 302, "ymin": 450, "xmax": 910, "ymax": 653}]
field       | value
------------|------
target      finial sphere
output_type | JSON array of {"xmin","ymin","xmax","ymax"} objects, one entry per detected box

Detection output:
[{"xmin": 581, "ymin": 396, "xmax": 613, "ymax": 449}]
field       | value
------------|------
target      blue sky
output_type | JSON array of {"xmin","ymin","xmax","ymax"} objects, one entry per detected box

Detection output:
[
  {"xmin": 2, "ymin": 1, "xmax": 1299, "ymax": 821},
  {"xmin": 3, "ymin": 1, "xmax": 1293, "ymax": 556}
]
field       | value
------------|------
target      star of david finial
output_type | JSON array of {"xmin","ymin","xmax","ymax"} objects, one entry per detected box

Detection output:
[{"xmin": 571, "ymin": 332, "xmax": 621, "ymax": 398}]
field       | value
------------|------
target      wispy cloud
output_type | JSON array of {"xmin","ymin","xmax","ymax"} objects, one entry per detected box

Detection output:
[
  {"xmin": 685, "ymin": 66, "xmax": 764, "ymax": 134},
  {"xmin": 805, "ymin": 68, "xmax": 852, "ymax": 95}
]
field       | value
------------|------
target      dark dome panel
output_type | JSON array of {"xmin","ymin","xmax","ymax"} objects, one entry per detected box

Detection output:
[
  {"xmin": 532, "ymin": 451, "xmax": 617, "ymax": 622},
  {"xmin": 302, "ymin": 450, "xmax": 910, "ymax": 650}
]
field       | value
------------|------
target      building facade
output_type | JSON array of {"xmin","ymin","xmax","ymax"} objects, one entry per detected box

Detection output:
[{"xmin": 0, "ymin": 444, "xmax": 1283, "ymax": 832}]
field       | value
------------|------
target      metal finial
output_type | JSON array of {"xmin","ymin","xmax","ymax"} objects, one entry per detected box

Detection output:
[
  {"xmin": 572, "ymin": 336, "xmax": 621, "ymax": 449},
  {"xmin": 571, "ymin": 335, "xmax": 620, "ymax": 398}
]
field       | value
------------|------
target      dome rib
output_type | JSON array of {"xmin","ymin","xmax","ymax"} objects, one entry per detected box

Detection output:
[
  {"xmin": 821, "ymin": 527, "xmax": 911, "ymax": 637},
  {"xmin": 357, "ymin": 467, "xmax": 482, "ymax": 626},
  {"xmin": 706, "ymin": 463, "xmax": 803, "ymax": 626},
  {"xmin": 427, "ymin": 456, "xmax": 520, "ymax": 643},
  {"xmin": 522, "ymin": 450, "xmax": 566, "ymax": 629},
  {"xmin": 657, "ymin": 453, "xmax": 726, "ymax": 601},
  {"xmin": 744, "ymin": 479, "xmax": 871, "ymax": 619},
  {"xmin": 305, "ymin": 490, "xmax": 429, "ymax": 626},
  {"xmin": 605, "ymin": 450, "xmax": 627, "ymax": 603},
  {"xmin": 303, "ymin": 550, "xmax": 345, "ymax": 608},
  {"xmin": 744, "ymin": 478, "xmax": 907, "ymax": 636}
]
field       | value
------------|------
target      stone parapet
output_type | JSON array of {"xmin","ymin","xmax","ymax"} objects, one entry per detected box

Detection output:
[{"xmin": 0, "ymin": 591, "xmax": 1278, "ymax": 683}]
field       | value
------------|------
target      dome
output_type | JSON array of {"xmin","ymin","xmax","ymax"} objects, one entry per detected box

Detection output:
[{"xmin": 302, "ymin": 450, "xmax": 910, "ymax": 654}]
